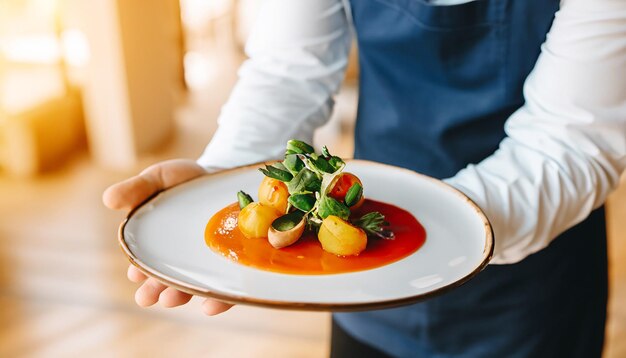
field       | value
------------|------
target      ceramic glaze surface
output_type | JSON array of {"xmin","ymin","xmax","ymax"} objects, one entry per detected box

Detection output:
[{"xmin": 121, "ymin": 160, "xmax": 493, "ymax": 309}]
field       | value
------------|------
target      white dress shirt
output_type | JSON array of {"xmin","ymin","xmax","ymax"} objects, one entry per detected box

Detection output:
[{"xmin": 197, "ymin": 0, "xmax": 626, "ymax": 264}]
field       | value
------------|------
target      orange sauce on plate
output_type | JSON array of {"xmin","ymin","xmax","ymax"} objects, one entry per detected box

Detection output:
[{"xmin": 205, "ymin": 199, "xmax": 426, "ymax": 275}]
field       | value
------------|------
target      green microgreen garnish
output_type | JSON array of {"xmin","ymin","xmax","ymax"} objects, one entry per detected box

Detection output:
[
  {"xmin": 283, "ymin": 154, "xmax": 305, "ymax": 174},
  {"xmin": 237, "ymin": 140, "xmax": 392, "ymax": 239},
  {"xmin": 352, "ymin": 212, "xmax": 395, "ymax": 240},
  {"xmin": 259, "ymin": 163, "xmax": 293, "ymax": 182},
  {"xmin": 311, "ymin": 156, "xmax": 334, "ymax": 173},
  {"xmin": 286, "ymin": 139, "xmax": 314, "ymax": 155},
  {"xmin": 317, "ymin": 196, "xmax": 350, "ymax": 220},
  {"xmin": 344, "ymin": 183, "xmax": 363, "ymax": 207},
  {"xmin": 288, "ymin": 193, "xmax": 316, "ymax": 212},
  {"xmin": 321, "ymin": 146, "xmax": 331, "ymax": 158},
  {"xmin": 237, "ymin": 191, "xmax": 253, "ymax": 209},
  {"xmin": 287, "ymin": 168, "xmax": 321, "ymax": 194}
]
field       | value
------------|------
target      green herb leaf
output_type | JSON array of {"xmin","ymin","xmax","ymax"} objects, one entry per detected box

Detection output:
[
  {"xmin": 344, "ymin": 183, "xmax": 363, "ymax": 207},
  {"xmin": 283, "ymin": 154, "xmax": 304, "ymax": 174},
  {"xmin": 237, "ymin": 191, "xmax": 253, "ymax": 209},
  {"xmin": 288, "ymin": 168, "xmax": 321, "ymax": 194},
  {"xmin": 272, "ymin": 162, "xmax": 289, "ymax": 172},
  {"xmin": 352, "ymin": 212, "xmax": 395, "ymax": 239},
  {"xmin": 271, "ymin": 211, "xmax": 304, "ymax": 232},
  {"xmin": 288, "ymin": 194, "xmax": 316, "ymax": 212},
  {"xmin": 321, "ymin": 146, "xmax": 331, "ymax": 158},
  {"xmin": 286, "ymin": 139, "xmax": 314, "ymax": 155},
  {"xmin": 328, "ymin": 156, "xmax": 345, "ymax": 172},
  {"xmin": 312, "ymin": 156, "xmax": 335, "ymax": 174},
  {"xmin": 318, "ymin": 196, "xmax": 350, "ymax": 220},
  {"xmin": 320, "ymin": 172, "xmax": 341, "ymax": 198},
  {"xmin": 259, "ymin": 164, "xmax": 293, "ymax": 182}
]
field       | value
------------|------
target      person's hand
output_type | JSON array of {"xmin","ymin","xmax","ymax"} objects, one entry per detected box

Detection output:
[{"xmin": 103, "ymin": 159, "xmax": 233, "ymax": 315}]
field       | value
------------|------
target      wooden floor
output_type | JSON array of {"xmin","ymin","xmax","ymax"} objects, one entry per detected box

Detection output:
[
  {"xmin": 1, "ymin": 60, "xmax": 626, "ymax": 357},
  {"xmin": 0, "ymin": 83, "xmax": 334, "ymax": 357}
]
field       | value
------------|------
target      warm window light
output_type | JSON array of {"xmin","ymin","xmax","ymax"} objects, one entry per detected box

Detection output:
[
  {"xmin": 0, "ymin": 68, "xmax": 65, "ymax": 114},
  {"xmin": 0, "ymin": 29, "xmax": 89, "ymax": 68},
  {"xmin": 1, "ymin": 34, "xmax": 61, "ymax": 64},
  {"xmin": 180, "ymin": 0, "xmax": 231, "ymax": 29},
  {"xmin": 61, "ymin": 29, "xmax": 90, "ymax": 67},
  {"xmin": 183, "ymin": 51, "xmax": 217, "ymax": 90}
]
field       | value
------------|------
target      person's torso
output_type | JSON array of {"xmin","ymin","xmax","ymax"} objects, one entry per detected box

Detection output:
[
  {"xmin": 351, "ymin": 0, "xmax": 560, "ymax": 179},
  {"xmin": 336, "ymin": 1, "xmax": 608, "ymax": 357}
]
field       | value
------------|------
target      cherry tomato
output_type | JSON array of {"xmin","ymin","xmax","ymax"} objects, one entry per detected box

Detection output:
[{"xmin": 328, "ymin": 172, "xmax": 364, "ymax": 208}]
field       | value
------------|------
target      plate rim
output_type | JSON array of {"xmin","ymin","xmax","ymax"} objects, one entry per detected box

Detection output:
[{"xmin": 118, "ymin": 159, "xmax": 494, "ymax": 311}]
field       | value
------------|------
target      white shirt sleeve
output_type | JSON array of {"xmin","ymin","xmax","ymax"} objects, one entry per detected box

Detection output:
[
  {"xmin": 444, "ymin": 0, "xmax": 626, "ymax": 264},
  {"xmin": 199, "ymin": 0, "xmax": 625, "ymax": 265},
  {"xmin": 197, "ymin": 0, "xmax": 351, "ymax": 170}
]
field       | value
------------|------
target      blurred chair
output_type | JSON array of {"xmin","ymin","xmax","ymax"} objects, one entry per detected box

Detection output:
[
  {"xmin": 0, "ymin": 1, "xmax": 85, "ymax": 176},
  {"xmin": 0, "ymin": 88, "xmax": 84, "ymax": 176}
]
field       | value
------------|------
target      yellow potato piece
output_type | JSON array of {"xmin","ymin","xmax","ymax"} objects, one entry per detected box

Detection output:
[
  {"xmin": 238, "ymin": 203, "xmax": 281, "ymax": 239},
  {"xmin": 258, "ymin": 177, "xmax": 289, "ymax": 214},
  {"xmin": 318, "ymin": 215, "xmax": 367, "ymax": 256}
]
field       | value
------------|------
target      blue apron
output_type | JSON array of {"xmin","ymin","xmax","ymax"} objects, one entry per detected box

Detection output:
[{"xmin": 336, "ymin": 0, "xmax": 608, "ymax": 357}]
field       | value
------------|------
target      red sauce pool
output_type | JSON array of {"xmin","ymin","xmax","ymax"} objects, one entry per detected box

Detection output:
[{"xmin": 205, "ymin": 199, "xmax": 426, "ymax": 275}]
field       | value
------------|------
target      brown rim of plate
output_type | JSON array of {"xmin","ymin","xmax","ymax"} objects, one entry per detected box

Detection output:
[{"xmin": 118, "ymin": 159, "xmax": 495, "ymax": 312}]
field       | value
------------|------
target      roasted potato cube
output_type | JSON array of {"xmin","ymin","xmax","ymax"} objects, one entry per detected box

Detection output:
[
  {"xmin": 258, "ymin": 176, "xmax": 289, "ymax": 213},
  {"xmin": 238, "ymin": 203, "xmax": 281, "ymax": 239},
  {"xmin": 318, "ymin": 215, "xmax": 367, "ymax": 256}
]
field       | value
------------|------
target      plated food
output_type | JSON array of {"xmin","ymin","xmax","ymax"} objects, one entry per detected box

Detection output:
[
  {"xmin": 205, "ymin": 140, "xmax": 426, "ymax": 275},
  {"xmin": 120, "ymin": 159, "xmax": 493, "ymax": 310}
]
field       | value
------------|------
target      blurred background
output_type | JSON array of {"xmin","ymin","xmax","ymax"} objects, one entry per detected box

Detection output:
[{"xmin": 0, "ymin": 0, "xmax": 624, "ymax": 357}]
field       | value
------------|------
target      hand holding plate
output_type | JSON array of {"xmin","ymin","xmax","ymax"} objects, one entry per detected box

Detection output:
[{"xmin": 103, "ymin": 159, "xmax": 234, "ymax": 316}]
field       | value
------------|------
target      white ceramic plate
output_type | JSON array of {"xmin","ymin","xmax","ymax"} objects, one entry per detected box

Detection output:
[{"xmin": 119, "ymin": 160, "xmax": 493, "ymax": 311}]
